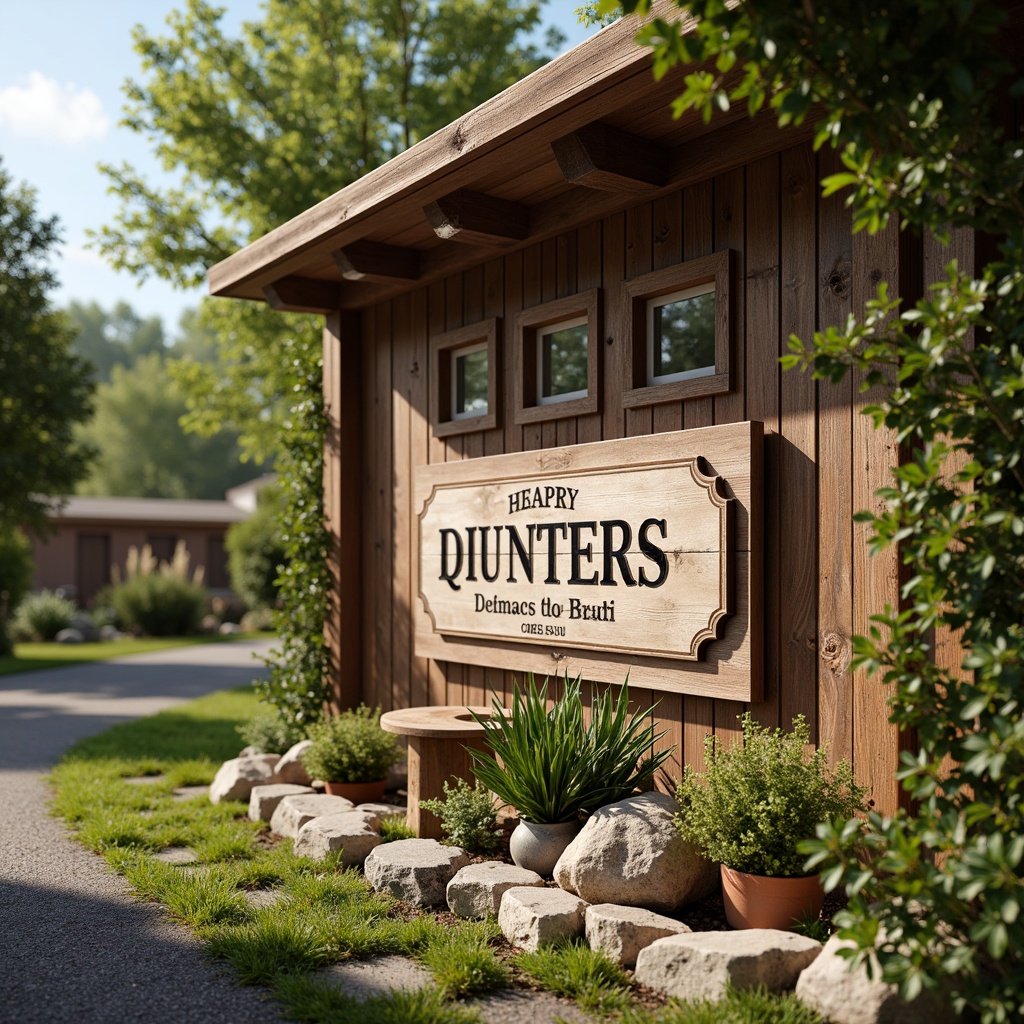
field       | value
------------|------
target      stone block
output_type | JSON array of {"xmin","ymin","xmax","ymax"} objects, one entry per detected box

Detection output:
[
  {"xmin": 269, "ymin": 793, "xmax": 354, "ymax": 838},
  {"xmin": 209, "ymin": 754, "xmax": 281, "ymax": 804},
  {"xmin": 585, "ymin": 903, "xmax": 691, "ymax": 968},
  {"xmin": 498, "ymin": 886, "xmax": 588, "ymax": 952},
  {"xmin": 363, "ymin": 838, "xmax": 470, "ymax": 907},
  {"xmin": 634, "ymin": 929, "xmax": 822, "ymax": 1002},
  {"xmin": 795, "ymin": 934, "xmax": 962, "ymax": 1024},
  {"xmin": 273, "ymin": 740, "xmax": 314, "ymax": 785},
  {"xmin": 293, "ymin": 811, "xmax": 383, "ymax": 866},
  {"xmin": 553, "ymin": 792, "xmax": 717, "ymax": 913},
  {"xmin": 248, "ymin": 783, "xmax": 316, "ymax": 822},
  {"xmin": 447, "ymin": 861, "xmax": 545, "ymax": 918},
  {"xmin": 355, "ymin": 802, "xmax": 407, "ymax": 820}
]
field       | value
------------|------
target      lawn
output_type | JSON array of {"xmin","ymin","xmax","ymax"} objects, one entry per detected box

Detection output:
[
  {"xmin": 51, "ymin": 689, "xmax": 824, "ymax": 1024},
  {"xmin": 0, "ymin": 632, "xmax": 272, "ymax": 677}
]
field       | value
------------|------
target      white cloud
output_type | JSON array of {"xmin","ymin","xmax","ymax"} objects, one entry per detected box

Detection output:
[
  {"xmin": 63, "ymin": 244, "xmax": 107, "ymax": 269},
  {"xmin": 0, "ymin": 71, "xmax": 109, "ymax": 143}
]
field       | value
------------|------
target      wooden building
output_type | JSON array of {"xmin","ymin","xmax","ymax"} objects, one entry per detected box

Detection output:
[{"xmin": 208, "ymin": 15, "xmax": 977, "ymax": 815}]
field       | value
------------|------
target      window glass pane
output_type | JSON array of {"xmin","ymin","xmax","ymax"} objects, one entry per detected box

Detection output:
[
  {"xmin": 454, "ymin": 346, "xmax": 488, "ymax": 417},
  {"xmin": 541, "ymin": 322, "xmax": 588, "ymax": 400},
  {"xmin": 652, "ymin": 288, "xmax": 716, "ymax": 380}
]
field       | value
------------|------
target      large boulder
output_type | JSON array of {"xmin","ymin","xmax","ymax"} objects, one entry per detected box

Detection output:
[
  {"xmin": 585, "ymin": 903, "xmax": 691, "ymax": 968},
  {"xmin": 363, "ymin": 839, "xmax": 470, "ymax": 908},
  {"xmin": 795, "ymin": 934, "xmax": 963, "ymax": 1024},
  {"xmin": 269, "ymin": 793, "xmax": 355, "ymax": 838},
  {"xmin": 273, "ymin": 740, "xmax": 314, "ymax": 786},
  {"xmin": 447, "ymin": 862, "xmax": 545, "ymax": 918},
  {"xmin": 498, "ymin": 887, "xmax": 588, "ymax": 952},
  {"xmin": 635, "ymin": 929, "xmax": 822, "ymax": 1002},
  {"xmin": 553, "ymin": 792, "xmax": 717, "ymax": 913},
  {"xmin": 209, "ymin": 754, "xmax": 281, "ymax": 804},
  {"xmin": 293, "ymin": 811, "xmax": 383, "ymax": 866}
]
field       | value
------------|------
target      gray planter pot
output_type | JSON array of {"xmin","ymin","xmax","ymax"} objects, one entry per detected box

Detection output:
[{"xmin": 509, "ymin": 819, "xmax": 580, "ymax": 876}]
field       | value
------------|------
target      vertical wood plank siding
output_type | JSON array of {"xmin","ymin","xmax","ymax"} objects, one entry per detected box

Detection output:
[{"xmin": 330, "ymin": 139, "xmax": 912, "ymax": 812}]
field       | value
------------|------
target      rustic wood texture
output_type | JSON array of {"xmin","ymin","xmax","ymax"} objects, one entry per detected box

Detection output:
[
  {"xmin": 338, "ymin": 140, "xmax": 912, "ymax": 814},
  {"xmin": 552, "ymin": 122, "xmax": 670, "ymax": 192}
]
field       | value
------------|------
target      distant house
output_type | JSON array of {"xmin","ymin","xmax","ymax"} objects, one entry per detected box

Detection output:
[{"xmin": 28, "ymin": 477, "xmax": 274, "ymax": 606}]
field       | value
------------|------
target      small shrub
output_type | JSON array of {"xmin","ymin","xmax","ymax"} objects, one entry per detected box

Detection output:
[
  {"xmin": 225, "ymin": 486, "xmax": 284, "ymax": 611},
  {"xmin": 13, "ymin": 589, "xmax": 76, "ymax": 641},
  {"xmin": 379, "ymin": 817, "xmax": 415, "ymax": 843},
  {"xmin": 239, "ymin": 607, "xmax": 275, "ymax": 632},
  {"xmin": 420, "ymin": 778, "xmax": 499, "ymax": 853},
  {"xmin": 675, "ymin": 714, "xmax": 865, "ymax": 878},
  {"xmin": 303, "ymin": 705, "xmax": 402, "ymax": 784},
  {"xmin": 237, "ymin": 707, "xmax": 309, "ymax": 754},
  {"xmin": 0, "ymin": 528, "xmax": 34, "ymax": 618},
  {"xmin": 110, "ymin": 573, "xmax": 207, "ymax": 637}
]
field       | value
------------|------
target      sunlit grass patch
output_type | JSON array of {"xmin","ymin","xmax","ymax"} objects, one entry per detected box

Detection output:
[
  {"xmin": 618, "ymin": 985, "xmax": 825, "ymax": 1024},
  {"xmin": 414, "ymin": 918, "xmax": 509, "ymax": 999},
  {"xmin": 515, "ymin": 939, "xmax": 634, "ymax": 1015}
]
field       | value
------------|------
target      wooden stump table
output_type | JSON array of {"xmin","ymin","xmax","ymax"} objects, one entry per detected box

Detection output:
[{"xmin": 379, "ymin": 705, "xmax": 497, "ymax": 839}]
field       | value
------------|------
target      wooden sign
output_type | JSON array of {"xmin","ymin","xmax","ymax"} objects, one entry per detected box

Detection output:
[{"xmin": 414, "ymin": 423, "xmax": 762, "ymax": 701}]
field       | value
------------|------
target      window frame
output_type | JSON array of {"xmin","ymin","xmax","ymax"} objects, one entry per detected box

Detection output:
[
  {"xmin": 513, "ymin": 289, "xmax": 601, "ymax": 425},
  {"xmin": 429, "ymin": 318, "xmax": 500, "ymax": 437},
  {"xmin": 450, "ymin": 340, "xmax": 491, "ymax": 421},
  {"xmin": 622, "ymin": 250, "xmax": 733, "ymax": 408},
  {"xmin": 536, "ymin": 313, "xmax": 590, "ymax": 406}
]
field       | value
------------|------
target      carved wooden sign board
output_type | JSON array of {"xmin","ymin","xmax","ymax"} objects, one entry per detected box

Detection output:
[{"xmin": 414, "ymin": 422, "xmax": 763, "ymax": 701}]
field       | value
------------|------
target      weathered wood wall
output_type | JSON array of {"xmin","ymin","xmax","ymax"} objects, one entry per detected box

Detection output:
[{"xmin": 324, "ymin": 138, "xmax": 912, "ymax": 815}]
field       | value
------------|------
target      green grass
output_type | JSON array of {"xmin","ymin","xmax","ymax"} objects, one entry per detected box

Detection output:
[
  {"xmin": 51, "ymin": 687, "xmax": 823, "ymax": 1024},
  {"xmin": 0, "ymin": 632, "xmax": 272, "ymax": 677}
]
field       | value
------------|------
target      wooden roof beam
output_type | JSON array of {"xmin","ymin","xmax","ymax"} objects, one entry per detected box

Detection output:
[
  {"xmin": 424, "ymin": 189, "xmax": 529, "ymax": 245},
  {"xmin": 263, "ymin": 276, "xmax": 341, "ymax": 314},
  {"xmin": 333, "ymin": 239, "xmax": 421, "ymax": 282},
  {"xmin": 551, "ymin": 122, "xmax": 670, "ymax": 193}
]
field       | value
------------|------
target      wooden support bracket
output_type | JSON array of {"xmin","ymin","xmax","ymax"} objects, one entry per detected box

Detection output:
[
  {"xmin": 333, "ymin": 240, "xmax": 421, "ymax": 282},
  {"xmin": 551, "ymin": 122, "xmax": 670, "ymax": 192},
  {"xmin": 423, "ymin": 189, "xmax": 529, "ymax": 245},
  {"xmin": 263, "ymin": 276, "xmax": 341, "ymax": 314}
]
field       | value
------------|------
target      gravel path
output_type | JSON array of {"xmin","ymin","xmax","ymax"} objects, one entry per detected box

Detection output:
[{"xmin": 0, "ymin": 640, "xmax": 284, "ymax": 1024}]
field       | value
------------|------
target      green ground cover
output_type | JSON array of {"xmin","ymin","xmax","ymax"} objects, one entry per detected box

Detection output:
[
  {"xmin": 51, "ymin": 687, "xmax": 823, "ymax": 1023},
  {"xmin": 0, "ymin": 632, "xmax": 272, "ymax": 677}
]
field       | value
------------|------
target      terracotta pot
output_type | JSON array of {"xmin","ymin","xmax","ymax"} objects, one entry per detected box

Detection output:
[
  {"xmin": 323, "ymin": 779, "xmax": 388, "ymax": 803},
  {"xmin": 720, "ymin": 864, "xmax": 825, "ymax": 930},
  {"xmin": 508, "ymin": 820, "xmax": 580, "ymax": 876}
]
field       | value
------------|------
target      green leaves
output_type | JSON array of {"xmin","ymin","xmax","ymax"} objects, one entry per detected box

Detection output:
[{"xmin": 468, "ymin": 675, "xmax": 672, "ymax": 824}]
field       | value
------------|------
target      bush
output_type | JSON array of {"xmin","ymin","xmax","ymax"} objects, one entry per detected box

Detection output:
[
  {"xmin": 675, "ymin": 714, "xmax": 865, "ymax": 878},
  {"xmin": 225, "ymin": 486, "xmax": 284, "ymax": 610},
  {"xmin": 13, "ymin": 590, "xmax": 76, "ymax": 641},
  {"xmin": 420, "ymin": 778, "xmax": 499, "ymax": 853},
  {"xmin": 0, "ymin": 528, "xmax": 34, "ymax": 618},
  {"xmin": 303, "ymin": 705, "xmax": 403, "ymax": 784},
  {"xmin": 110, "ymin": 574, "xmax": 206, "ymax": 637},
  {"xmin": 237, "ymin": 707, "xmax": 308, "ymax": 754}
]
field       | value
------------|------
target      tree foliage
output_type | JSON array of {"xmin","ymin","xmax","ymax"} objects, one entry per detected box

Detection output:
[
  {"xmin": 94, "ymin": 0, "xmax": 562, "ymax": 460},
  {"xmin": 77, "ymin": 352, "xmax": 251, "ymax": 500},
  {"xmin": 607, "ymin": 1, "xmax": 1023, "ymax": 1018},
  {"xmin": 66, "ymin": 300, "xmax": 165, "ymax": 383},
  {"xmin": 225, "ymin": 484, "xmax": 284, "ymax": 611},
  {"xmin": 0, "ymin": 161, "xmax": 95, "ymax": 532}
]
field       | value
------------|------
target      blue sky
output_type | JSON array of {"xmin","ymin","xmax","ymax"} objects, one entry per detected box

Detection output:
[{"xmin": 0, "ymin": 1, "xmax": 595, "ymax": 336}]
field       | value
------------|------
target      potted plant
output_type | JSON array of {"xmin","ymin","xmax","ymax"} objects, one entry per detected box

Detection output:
[
  {"xmin": 675, "ymin": 712, "xmax": 866, "ymax": 930},
  {"xmin": 303, "ymin": 704, "xmax": 403, "ymax": 803},
  {"xmin": 468, "ymin": 674, "xmax": 672, "ymax": 874}
]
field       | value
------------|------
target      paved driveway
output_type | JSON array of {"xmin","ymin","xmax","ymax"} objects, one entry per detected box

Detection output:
[{"xmin": 0, "ymin": 639, "xmax": 285, "ymax": 1023}]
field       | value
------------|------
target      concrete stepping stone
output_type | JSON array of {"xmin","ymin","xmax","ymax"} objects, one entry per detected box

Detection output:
[
  {"xmin": 795, "ymin": 933, "xmax": 961, "ymax": 1024},
  {"xmin": 447, "ymin": 861, "xmax": 545, "ymax": 918},
  {"xmin": 248, "ymin": 783, "xmax": 316, "ymax": 822},
  {"xmin": 269, "ymin": 793, "xmax": 354, "ymax": 838},
  {"xmin": 272, "ymin": 740, "xmax": 313, "ymax": 785},
  {"xmin": 243, "ymin": 889, "xmax": 284, "ymax": 910},
  {"xmin": 171, "ymin": 785, "xmax": 210, "ymax": 802},
  {"xmin": 355, "ymin": 802, "xmax": 407, "ymax": 820},
  {"xmin": 153, "ymin": 846, "xmax": 199, "ymax": 865},
  {"xmin": 471, "ymin": 989, "xmax": 591, "ymax": 1023},
  {"xmin": 320, "ymin": 955, "xmax": 432, "ymax": 1002},
  {"xmin": 585, "ymin": 902, "xmax": 691, "ymax": 968},
  {"xmin": 498, "ymin": 886, "xmax": 587, "ymax": 952},
  {"xmin": 363, "ymin": 838, "xmax": 470, "ymax": 907},
  {"xmin": 294, "ymin": 811, "xmax": 383, "ymax": 866},
  {"xmin": 635, "ymin": 928, "xmax": 822, "ymax": 1002},
  {"xmin": 209, "ymin": 754, "xmax": 281, "ymax": 803}
]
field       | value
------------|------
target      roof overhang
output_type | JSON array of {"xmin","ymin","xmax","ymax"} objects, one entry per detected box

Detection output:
[{"xmin": 208, "ymin": 3, "xmax": 809, "ymax": 313}]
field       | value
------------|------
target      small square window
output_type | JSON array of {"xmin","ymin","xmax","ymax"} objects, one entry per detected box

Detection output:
[
  {"xmin": 623, "ymin": 250, "xmax": 733, "ymax": 408},
  {"xmin": 538, "ymin": 316, "xmax": 589, "ymax": 405},
  {"xmin": 647, "ymin": 283, "xmax": 716, "ymax": 385},
  {"xmin": 429, "ymin": 318, "xmax": 500, "ymax": 437},
  {"xmin": 514, "ymin": 290, "xmax": 601, "ymax": 424},
  {"xmin": 452, "ymin": 342, "xmax": 489, "ymax": 419}
]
